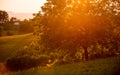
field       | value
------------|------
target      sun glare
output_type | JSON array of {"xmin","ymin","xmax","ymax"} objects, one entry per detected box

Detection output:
[{"xmin": 0, "ymin": 0, "xmax": 46, "ymax": 13}]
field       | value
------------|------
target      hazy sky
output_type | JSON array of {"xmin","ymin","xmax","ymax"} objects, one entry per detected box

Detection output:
[{"xmin": 0, "ymin": 0, "xmax": 46, "ymax": 13}]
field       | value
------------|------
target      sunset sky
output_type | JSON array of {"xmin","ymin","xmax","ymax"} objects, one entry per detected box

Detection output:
[{"xmin": 0, "ymin": 0, "xmax": 46, "ymax": 13}]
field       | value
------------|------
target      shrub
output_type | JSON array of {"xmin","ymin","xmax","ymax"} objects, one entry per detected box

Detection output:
[
  {"xmin": 6, "ymin": 31, "xmax": 13, "ymax": 36},
  {"xmin": 0, "ymin": 26, "xmax": 4, "ymax": 36},
  {"xmin": 6, "ymin": 55, "xmax": 52, "ymax": 71}
]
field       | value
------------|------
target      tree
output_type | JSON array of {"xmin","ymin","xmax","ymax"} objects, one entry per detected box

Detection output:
[
  {"xmin": 0, "ymin": 26, "xmax": 4, "ymax": 36},
  {"xmin": 33, "ymin": 0, "xmax": 120, "ymax": 61},
  {"xmin": 9, "ymin": 17, "xmax": 17, "ymax": 24},
  {"xmin": 19, "ymin": 19, "xmax": 34, "ymax": 33},
  {"xmin": 0, "ymin": 10, "xmax": 9, "ymax": 23}
]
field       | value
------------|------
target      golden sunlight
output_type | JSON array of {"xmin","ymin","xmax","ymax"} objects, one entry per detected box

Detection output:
[{"xmin": 0, "ymin": 0, "xmax": 46, "ymax": 13}]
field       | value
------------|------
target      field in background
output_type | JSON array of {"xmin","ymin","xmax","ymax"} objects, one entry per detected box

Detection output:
[{"xmin": 0, "ymin": 33, "xmax": 34, "ymax": 62}]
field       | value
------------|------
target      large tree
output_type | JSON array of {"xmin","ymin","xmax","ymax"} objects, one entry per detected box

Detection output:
[{"xmin": 34, "ymin": 0, "xmax": 120, "ymax": 61}]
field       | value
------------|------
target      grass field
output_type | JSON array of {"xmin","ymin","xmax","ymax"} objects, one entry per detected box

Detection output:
[
  {"xmin": 0, "ymin": 33, "xmax": 120, "ymax": 75},
  {"xmin": 0, "ymin": 33, "xmax": 34, "ymax": 62},
  {"xmin": 3, "ymin": 56, "xmax": 120, "ymax": 75}
]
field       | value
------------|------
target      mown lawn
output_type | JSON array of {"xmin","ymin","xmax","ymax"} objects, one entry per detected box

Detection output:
[
  {"xmin": 0, "ymin": 33, "xmax": 34, "ymax": 62},
  {"xmin": 0, "ymin": 33, "xmax": 120, "ymax": 75}
]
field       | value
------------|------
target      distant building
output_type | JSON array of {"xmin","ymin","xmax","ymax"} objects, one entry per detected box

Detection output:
[
  {"xmin": 0, "ymin": 21, "xmax": 5, "ymax": 24},
  {"xmin": 14, "ymin": 22, "xmax": 20, "ymax": 25}
]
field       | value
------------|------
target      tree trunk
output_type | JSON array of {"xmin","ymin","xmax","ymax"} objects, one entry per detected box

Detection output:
[{"xmin": 84, "ymin": 47, "xmax": 88, "ymax": 61}]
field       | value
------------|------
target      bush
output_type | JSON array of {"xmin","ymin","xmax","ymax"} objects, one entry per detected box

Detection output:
[
  {"xmin": 6, "ymin": 31, "xmax": 13, "ymax": 36},
  {"xmin": 0, "ymin": 26, "xmax": 4, "ymax": 36},
  {"xmin": 6, "ymin": 55, "xmax": 51, "ymax": 71}
]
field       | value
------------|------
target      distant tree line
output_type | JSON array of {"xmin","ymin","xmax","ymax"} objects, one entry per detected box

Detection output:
[{"xmin": 0, "ymin": 10, "xmax": 34, "ymax": 36}]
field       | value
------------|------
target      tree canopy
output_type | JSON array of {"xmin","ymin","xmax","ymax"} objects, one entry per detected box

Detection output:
[
  {"xmin": 33, "ymin": 0, "xmax": 120, "ymax": 61},
  {"xmin": 0, "ymin": 10, "xmax": 9, "ymax": 23}
]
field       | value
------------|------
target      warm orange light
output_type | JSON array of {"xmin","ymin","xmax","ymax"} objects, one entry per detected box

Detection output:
[{"xmin": 0, "ymin": 0, "xmax": 46, "ymax": 13}]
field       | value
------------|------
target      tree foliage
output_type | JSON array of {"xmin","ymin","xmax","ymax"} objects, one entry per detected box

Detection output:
[
  {"xmin": 33, "ymin": 0, "xmax": 120, "ymax": 61},
  {"xmin": 19, "ymin": 19, "xmax": 34, "ymax": 34},
  {"xmin": 0, "ymin": 10, "xmax": 9, "ymax": 23}
]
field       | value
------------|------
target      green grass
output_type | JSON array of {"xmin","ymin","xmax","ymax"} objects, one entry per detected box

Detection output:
[
  {"xmin": 4, "ymin": 56, "xmax": 120, "ymax": 75},
  {"xmin": 0, "ymin": 33, "xmax": 120, "ymax": 75},
  {"xmin": 0, "ymin": 33, "xmax": 34, "ymax": 62}
]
